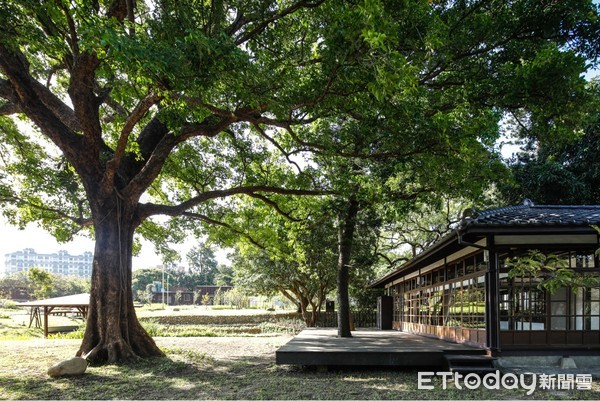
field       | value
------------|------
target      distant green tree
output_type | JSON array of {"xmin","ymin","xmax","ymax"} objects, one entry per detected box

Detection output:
[
  {"xmin": 225, "ymin": 287, "xmax": 248, "ymax": 309},
  {"xmin": 144, "ymin": 283, "xmax": 155, "ymax": 305},
  {"xmin": 0, "ymin": 271, "xmax": 31, "ymax": 299},
  {"xmin": 27, "ymin": 268, "xmax": 53, "ymax": 300},
  {"xmin": 50, "ymin": 274, "xmax": 91, "ymax": 298},
  {"xmin": 501, "ymin": 93, "xmax": 600, "ymax": 205},
  {"xmin": 215, "ymin": 265, "xmax": 234, "ymax": 287},
  {"xmin": 187, "ymin": 244, "xmax": 219, "ymax": 285},
  {"xmin": 228, "ymin": 199, "xmax": 346, "ymax": 326},
  {"xmin": 213, "ymin": 287, "xmax": 226, "ymax": 306},
  {"xmin": 193, "ymin": 289, "xmax": 202, "ymax": 306},
  {"xmin": 131, "ymin": 268, "xmax": 163, "ymax": 300}
]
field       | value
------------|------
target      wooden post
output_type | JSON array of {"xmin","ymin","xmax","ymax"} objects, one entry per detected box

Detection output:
[
  {"xmin": 28, "ymin": 307, "xmax": 41, "ymax": 328},
  {"xmin": 485, "ymin": 236, "xmax": 500, "ymax": 352},
  {"xmin": 43, "ymin": 306, "xmax": 49, "ymax": 338}
]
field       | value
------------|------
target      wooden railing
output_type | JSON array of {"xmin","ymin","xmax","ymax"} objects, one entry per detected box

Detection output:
[{"xmin": 316, "ymin": 310, "xmax": 378, "ymax": 328}]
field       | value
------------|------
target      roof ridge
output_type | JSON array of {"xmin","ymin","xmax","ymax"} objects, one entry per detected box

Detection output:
[
  {"xmin": 464, "ymin": 203, "xmax": 600, "ymax": 227},
  {"xmin": 474, "ymin": 204, "xmax": 527, "ymax": 219},
  {"xmin": 530, "ymin": 204, "xmax": 600, "ymax": 209}
]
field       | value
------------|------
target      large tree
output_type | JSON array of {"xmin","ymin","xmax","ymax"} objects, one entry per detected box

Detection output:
[
  {"xmin": 0, "ymin": 0, "xmax": 597, "ymax": 361},
  {"xmin": 304, "ymin": 0, "xmax": 599, "ymax": 337},
  {"xmin": 0, "ymin": 0, "xmax": 342, "ymax": 363},
  {"xmin": 501, "ymin": 82, "xmax": 600, "ymax": 205}
]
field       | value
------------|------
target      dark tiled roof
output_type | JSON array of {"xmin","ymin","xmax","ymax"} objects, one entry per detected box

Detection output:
[{"xmin": 461, "ymin": 200, "xmax": 600, "ymax": 227}]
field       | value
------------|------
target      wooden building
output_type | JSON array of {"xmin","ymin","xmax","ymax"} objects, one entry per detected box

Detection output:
[
  {"xmin": 150, "ymin": 285, "xmax": 232, "ymax": 305},
  {"xmin": 369, "ymin": 201, "xmax": 600, "ymax": 355}
]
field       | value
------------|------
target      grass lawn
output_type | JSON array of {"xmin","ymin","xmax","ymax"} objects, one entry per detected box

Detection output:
[
  {"xmin": 2, "ymin": 306, "xmax": 600, "ymax": 399},
  {"xmin": 2, "ymin": 337, "xmax": 600, "ymax": 400}
]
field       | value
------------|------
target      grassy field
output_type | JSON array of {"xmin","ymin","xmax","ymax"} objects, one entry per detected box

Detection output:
[{"xmin": 2, "ymin": 306, "xmax": 600, "ymax": 400}]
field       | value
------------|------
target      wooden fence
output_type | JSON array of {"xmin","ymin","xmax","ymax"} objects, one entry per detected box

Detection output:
[{"xmin": 316, "ymin": 310, "xmax": 378, "ymax": 328}]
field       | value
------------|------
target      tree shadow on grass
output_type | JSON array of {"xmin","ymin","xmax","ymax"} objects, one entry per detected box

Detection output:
[{"xmin": 3, "ymin": 350, "xmax": 600, "ymax": 400}]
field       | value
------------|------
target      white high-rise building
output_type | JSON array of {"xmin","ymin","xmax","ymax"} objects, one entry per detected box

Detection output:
[{"xmin": 4, "ymin": 248, "xmax": 93, "ymax": 278}]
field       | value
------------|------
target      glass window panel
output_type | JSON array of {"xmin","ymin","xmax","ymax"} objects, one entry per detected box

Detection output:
[
  {"xmin": 551, "ymin": 316, "xmax": 567, "ymax": 330},
  {"xmin": 571, "ymin": 316, "xmax": 584, "ymax": 330},
  {"xmin": 531, "ymin": 315, "xmax": 545, "ymax": 330},
  {"xmin": 575, "ymin": 252, "xmax": 596, "ymax": 269},
  {"xmin": 447, "ymin": 264, "xmax": 455, "ymax": 280},
  {"xmin": 465, "ymin": 257, "xmax": 475, "ymax": 275},
  {"xmin": 571, "ymin": 288, "xmax": 585, "ymax": 317},
  {"xmin": 475, "ymin": 252, "xmax": 487, "ymax": 272},
  {"xmin": 552, "ymin": 287, "xmax": 568, "ymax": 302},
  {"xmin": 551, "ymin": 301, "xmax": 567, "ymax": 316},
  {"xmin": 456, "ymin": 262, "xmax": 464, "ymax": 278}
]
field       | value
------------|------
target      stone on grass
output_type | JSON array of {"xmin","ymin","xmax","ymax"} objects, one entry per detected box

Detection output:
[
  {"xmin": 560, "ymin": 357, "xmax": 578, "ymax": 369},
  {"xmin": 47, "ymin": 357, "xmax": 88, "ymax": 377}
]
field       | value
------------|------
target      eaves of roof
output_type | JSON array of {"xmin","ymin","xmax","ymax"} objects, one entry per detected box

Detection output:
[{"xmin": 368, "ymin": 202, "xmax": 600, "ymax": 289}]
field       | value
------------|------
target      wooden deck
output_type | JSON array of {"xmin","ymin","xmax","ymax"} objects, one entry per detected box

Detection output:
[{"xmin": 276, "ymin": 328, "xmax": 486, "ymax": 367}]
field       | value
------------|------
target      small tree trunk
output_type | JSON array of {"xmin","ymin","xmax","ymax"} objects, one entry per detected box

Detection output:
[
  {"xmin": 299, "ymin": 296, "xmax": 314, "ymax": 327},
  {"xmin": 337, "ymin": 192, "xmax": 359, "ymax": 338},
  {"xmin": 77, "ymin": 198, "xmax": 164, "ymax": 364}
]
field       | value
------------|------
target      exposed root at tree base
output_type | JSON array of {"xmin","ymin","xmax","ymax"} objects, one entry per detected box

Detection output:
[{"xmin": 78, "ymin": 339, "xmax": 164, "ymax": 365}]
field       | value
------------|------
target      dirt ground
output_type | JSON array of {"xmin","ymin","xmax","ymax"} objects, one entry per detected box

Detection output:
[
  {"xmin": 0, "ymin": 334, "xmax": 293, "ymax": 363},
  {"xmin": 154, "ymin": 335, "xmax": 294, "ymax": 362}
]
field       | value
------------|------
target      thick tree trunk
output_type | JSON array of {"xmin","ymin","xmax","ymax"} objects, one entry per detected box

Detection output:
[
  {"xmin": 337, "ymin": 193, "xmax": 359, "ymax": 338},
  {"xmin": 77, "ymin": 197, "xmax": 164, "ymax": 364}
]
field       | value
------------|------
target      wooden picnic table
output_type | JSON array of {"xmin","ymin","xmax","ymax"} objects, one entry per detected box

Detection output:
[{"xmin": 18, "ymin": 293, "xmax": 89, "ymax": 337}]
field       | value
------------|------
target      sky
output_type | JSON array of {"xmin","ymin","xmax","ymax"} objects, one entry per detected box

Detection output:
[
  {"xmin": 0, "ymin": 216, "xmax": 166, "ymax": 270},
  {"xmin": 0, "ymin": 216, "xmax": 231, "ymax": 274}
]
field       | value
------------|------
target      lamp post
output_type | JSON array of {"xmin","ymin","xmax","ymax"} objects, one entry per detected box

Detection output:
[
  {"xmin": 161, "ymin": 267, "xmax": 165, "ymax": 307},
  {"xmin": 166, "ymin": 273, "xmax": 170, "ymax": 306},
  {"xmin": 161, "ymin": 266, "xmax": 174, "ymax": 308}
]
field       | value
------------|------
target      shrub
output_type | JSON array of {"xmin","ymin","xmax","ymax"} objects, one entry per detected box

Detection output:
[
  {"xmin": 0, "ymin": 299, "xmax": 18, "ymax": 309},
  {"xmin": 48, "ymin": 322, "xmax": 86, "ymax": 339},
  {"xmin": 139, "ymin": 312, "xmax": 302, "ymax": 326},
  {"xmin": 141, "ymin": 319, "xmax": 161, "ymax": 337}
]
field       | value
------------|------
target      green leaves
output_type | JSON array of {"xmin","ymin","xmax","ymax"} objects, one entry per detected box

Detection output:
[
  {"xmin": 505, "ymin": 249, "xmax": 600, "ymax": 293},
  {"xmin": 1, "ymin": 0, "xmax": 598, "ymax": 270},
  {"xmin": 0, "ymin": 117, "xmax": 89, "ymax": 241},
  {"xmin": 27, "ymin": 267, "xmax": 53, "ymax": 300}
]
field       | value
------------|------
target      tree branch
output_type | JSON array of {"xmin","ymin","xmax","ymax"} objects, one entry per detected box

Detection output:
[
  {"xmin": 251, "ymin": 123, "xmax": 303, "ymax": 174},
  {"xmin": 0, "ymin": 102, "xmax": 20, "ymax": 115},
  {"xmin": 0, "ymin": 72, "xmax": 81, "ymax": 132},
  {"xmin": 233, "ymin": 0, "xmax": 326, "ymax": 45},
  {"xmin": 68, "ymin": 52, "xmax": 102, "ymax": 153},
  {"xmin": 101, "ymin": 92, "xmax": 160, "ymax": 194},
  {"xmin": 138, "ymin": 185, "xmax": 332, "ymax": 220},
  {"xmin": 0, "ymin": 45, "xmax": 84, "ymax": 165},
  {"xmin": 0, "ymin": 194, "xmax": 93, "ymax": 228},
  {"xmin": 123, "ymin": 114, "xmax": 237, "ymax": 199},
  {"xmin": 182, "ymin": 211, "xmax": 266, "ymax": 250},
  {"xmin": 245, "ymin": 192, "xmax": 303, "ymax": 222}
]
